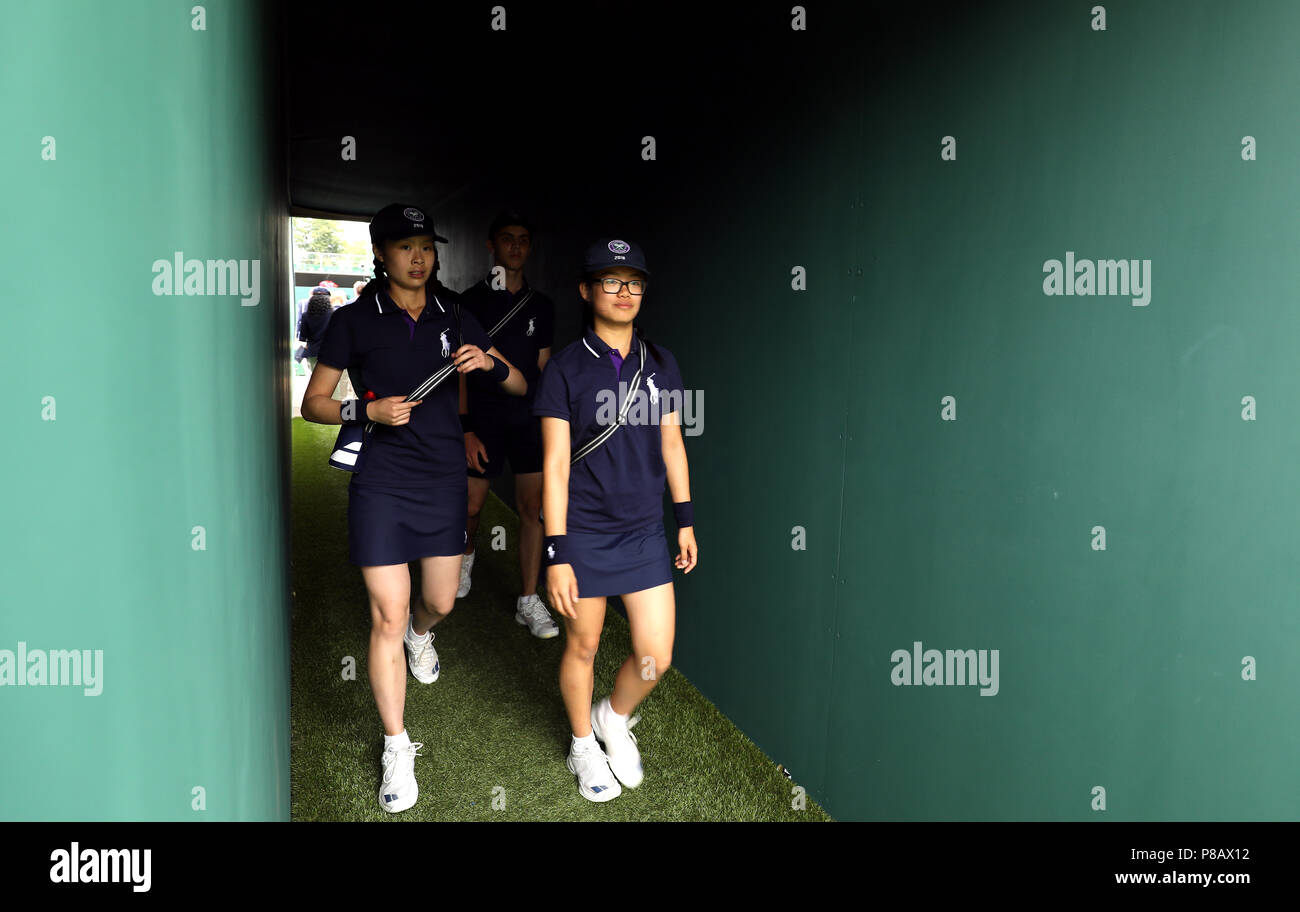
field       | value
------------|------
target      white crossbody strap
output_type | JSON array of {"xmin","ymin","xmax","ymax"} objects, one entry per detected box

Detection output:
[
  {"xmin": 570, "ymin": 339, "xmax": 647, "ymax": 465},
  {"xmin": 486, "ymin": 289, "xmax": 534, "ymax": 338}
]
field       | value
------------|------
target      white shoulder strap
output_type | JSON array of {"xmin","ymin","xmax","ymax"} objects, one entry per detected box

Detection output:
[{"xmin": 571, "ymin": 338, "xmax": 647, "ymax": 465}]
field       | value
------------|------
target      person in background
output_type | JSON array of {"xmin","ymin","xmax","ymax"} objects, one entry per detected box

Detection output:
[
  {"xmin": 457, "ymin": 211, "xmax": 558, "ymax": 638},
  {"xmin": 294, "ymin": 295, "xmax": 313, "ymax": 375},
  {"xmin": 336, "ymin": 282, "xmax": 367, "ymax": 398},
  {"xmin": 298, "ymin": 285, "xmax": 335, "ymax": 381}
]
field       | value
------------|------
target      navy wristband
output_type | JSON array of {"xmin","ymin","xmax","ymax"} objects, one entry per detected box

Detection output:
[
  {"xmin": 487, "ymin": 354, "xmax": 509, "ymax": 382},
  {"xmin": 543, "ymin": 534, "xmax": 568, "ymax": 566},
  {"xmin": 340, "ymin": 399, "xmax": 366, "ymax": 426},
  {"xmin": 673, "ymin": 501, "xmax": 694, "ymax": 528},
  {"xmin": 460, "ymin": 412, "xmax": 475, "ymax": 433}
]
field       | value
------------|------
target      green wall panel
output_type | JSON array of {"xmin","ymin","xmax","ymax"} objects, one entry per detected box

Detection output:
[
  {"xmin": 825, "ymin": 1, "xmax": 1300, "ymax": 819},
  {"xmin": 650, "ymin": 1, "xmax": 1300, "ymax": 820},
  {"xmin": 0, "ymin": 0, "xmax": 289, "ymax": 820},
  {"xmin": 648, "ymin": 30, "xmax": 863, "ymax": 803}
]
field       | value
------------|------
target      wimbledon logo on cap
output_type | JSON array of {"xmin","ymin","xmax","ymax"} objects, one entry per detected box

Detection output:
[
  {"xmin": 608, "ymin": 240, "xmax": 630, "ymax": 254},
  {"xmin": 404, "ymin": 207, "xmax": 426, "ymax": 222}
]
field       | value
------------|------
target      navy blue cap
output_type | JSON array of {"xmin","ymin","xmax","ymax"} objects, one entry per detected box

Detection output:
[
  {"xmin": 370, "ymin": 203, "xmax": 449, "ymax": 245},
  {"xmin": 583, "ymin": 238, "xmax": 651, "ymax": 276},
  {"xmin": 488, "ymin": 209, "xmax": 534, "ymax": 240}
]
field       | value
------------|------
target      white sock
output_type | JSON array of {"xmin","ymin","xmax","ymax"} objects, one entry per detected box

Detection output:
[
  {"xmin": 601, "ymin": 697, "xmax": 628, "ymax": 722},
  {"xmin": 407, "ymin": 617, "xmax": 430, "ymax": 642},
  {"xmin": 572, "ymin": 732, "xmax": 597, "ymax": 750},
  {"xmin": 384, "ymin": 729, "xmax": 410, "ymax": 751}
]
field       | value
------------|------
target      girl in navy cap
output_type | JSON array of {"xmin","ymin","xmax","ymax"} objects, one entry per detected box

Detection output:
[
  {"xmin": 533, "ymin": 238, "xmax": 698, "ymax": 801},
  {"xmin": 302, "ymin": 203, "xmax": 526, "ymax": 813}
]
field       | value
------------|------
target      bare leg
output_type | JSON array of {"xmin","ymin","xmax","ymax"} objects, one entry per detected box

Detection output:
[
  {"xmin": 414, "ymin": 553, "xmax": 461, "ymax": 634},
  {"xmin": 361, "ymin": 563, "xmax": 413, "ymax": 736},
  {"xmin": 609, "ymin": 582, "xmax": 675, "ymax": 716},
  {"xmin": 559, "ymin": 595, "xmax": 608, "ymax": 736},
  {"xmin": 466, "ymin": 477, "xmax": 490, "ymax": 556},
  {"xmin": 514, "ymin": 472, "xmax": 543, "ymax": 597}
]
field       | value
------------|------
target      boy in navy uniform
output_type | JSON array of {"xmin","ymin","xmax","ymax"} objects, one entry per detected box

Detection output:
[{"xmin": 457, "ymin": 211, "xmax": 558, "ymax": 638}]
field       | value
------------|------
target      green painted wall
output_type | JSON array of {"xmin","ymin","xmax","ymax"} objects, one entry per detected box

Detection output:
[
  {"xmin": 0, "ymin": 0, "xmax": 290, "ymax": 820},
  {"xmin": 655, "ymin": 1, "xmax": 1300, "ymax": 819}
]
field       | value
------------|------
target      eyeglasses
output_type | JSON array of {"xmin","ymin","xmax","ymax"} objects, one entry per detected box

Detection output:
[{"xmin": 594, "ymin": 278, "xmax": 645, "ymax": 295}]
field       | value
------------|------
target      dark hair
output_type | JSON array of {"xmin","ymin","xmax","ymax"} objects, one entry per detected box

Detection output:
[
  {"xmin": 580, "ymin": 272, "xmax": 661, "ymax": 363},
  {"xmin": 306, "ymin": 290, "xmax": 332, "ymax": 317},
  {"xmin": 359, "ymin": 250, "xmax": 388, "ymax": 299},
  {"xmin": 488, "ymin": 209, "xmax": 533, "ymax": 240}
]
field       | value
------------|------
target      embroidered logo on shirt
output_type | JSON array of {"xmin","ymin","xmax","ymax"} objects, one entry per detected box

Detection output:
[
  {"xmin": 646, "ymin": 373, "xmax": 659, "ymax": 405},
  {"xmin": 440, "ymin": 330, "xmax": 451, "ymax": 357},
  {"xmin": 608, "ymin": 240, "xmax": 630, "ymax": 254},
  {"xmin": 526, "ymin": 317, "xmax": 535, "ymax": 337}
]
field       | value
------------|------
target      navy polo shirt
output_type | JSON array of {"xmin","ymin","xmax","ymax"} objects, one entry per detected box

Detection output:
[
  {"xmin": 317, "ymin": 286, "xmax": 495, "ymax": 488},
  {"xmin": 533, "ymin": 327, "xmax": 685, "ymax": 534},
  {"xmin": 459, "ymin": 276, "xmax": 555, "ymax": 421}
]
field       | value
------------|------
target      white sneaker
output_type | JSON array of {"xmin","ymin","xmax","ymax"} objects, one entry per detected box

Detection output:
[
  {"xmin": 378, "ymin": 740, "xmax": 423, "ymax": 813},
  {"xmin": 404, "ymin": 625, "xmax": 439, "ymax": 683},
  {"xmin": 456, "ymin": 550, "xmax": 475, "ymax": 598},
  {"xmin": 591, "ymin": 697, "xmax": 644, "ymax": 788},
  {"xmin": 566, "ymin": 739, "xmax": 622, "ymax": 802},
  {"xmin": 515, "ymin": 594, "xmax": 559, "ymax": 638}
]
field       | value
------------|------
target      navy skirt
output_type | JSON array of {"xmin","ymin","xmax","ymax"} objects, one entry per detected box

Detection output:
[
  {"xmin": 568, "ymin": 522, "xmax": 674, "ymax": 598},
  {"xmin": 348, "ymin": 481, "xmax": 467, "ymax": 566}
]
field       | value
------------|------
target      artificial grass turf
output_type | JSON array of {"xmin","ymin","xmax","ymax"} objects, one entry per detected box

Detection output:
[{"xmin": 289, "ymin": 417, "xmax": 830, "ymax": 821}]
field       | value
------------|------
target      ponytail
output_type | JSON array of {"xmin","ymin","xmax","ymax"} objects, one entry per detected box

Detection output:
[{"xmin": 633, "ymin": 321, "xmax": 662, "ymax": 365}]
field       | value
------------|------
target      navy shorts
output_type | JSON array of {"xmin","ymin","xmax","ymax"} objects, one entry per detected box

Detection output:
[
  {"xmin": 567, "ymin": 522, "xmax": 674, "ymax": 598},
  {"xmin": 467, "ymin": 411, "xmax": 544, "ymax": 479},
  {"xmin": 348, "ymin": 481, "xmax": 468, "ymax": 566}
]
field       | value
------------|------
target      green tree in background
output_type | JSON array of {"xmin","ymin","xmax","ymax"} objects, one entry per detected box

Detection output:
[
  {"xmin": 339, "ymin": 231, "xmax": 369, "ymax": 259},
  {"xmin": 294, "ymin": 218, "xmax": 371, "ymax": 259},
  {"xmin": 294, "ymin": 219, "xmax": 344, "ymax": 254}
]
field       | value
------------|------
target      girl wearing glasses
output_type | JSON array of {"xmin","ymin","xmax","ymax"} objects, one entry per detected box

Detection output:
[{"xmin": 533, "ymin": 238, "xmax": 698, "ymax": 801}]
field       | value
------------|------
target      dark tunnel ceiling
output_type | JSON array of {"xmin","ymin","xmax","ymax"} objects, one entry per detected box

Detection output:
[
  {"xmin": 285, "ymin": 0, "xmax": 974, "ymax": 219},
  {"xmin": 286, "ymin": 1, "xmax": 778, "ymax": 218}
]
